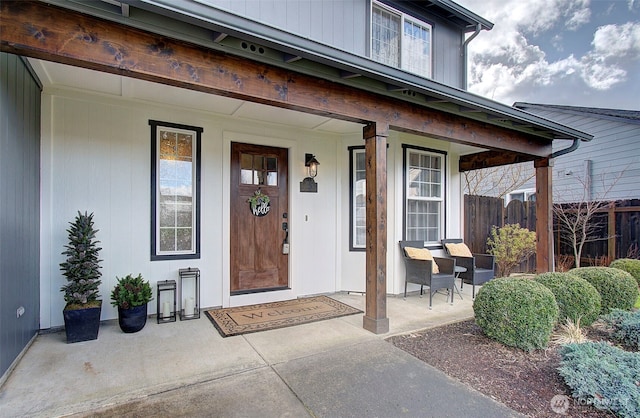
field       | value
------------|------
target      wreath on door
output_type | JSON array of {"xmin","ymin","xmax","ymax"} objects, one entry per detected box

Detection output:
[{"xmin": 248, "ymin": 188, "xmax": 271, "ymax": 217}]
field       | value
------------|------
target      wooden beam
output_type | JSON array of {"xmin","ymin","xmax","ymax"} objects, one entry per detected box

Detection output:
[
  {"xmin": 459, "ymin": 150, "xmax": 537, "ymax": 171},
  {"xmin": 363, "ymin": 122, "xmax": 389, "ymax": 334},
  {"xmin": 535, "ymin": 158, "xmax": 553, "ymax": 273},
  {"xmin": 0, "ymin": 1, "xmax": 552, "ymax": 157}
]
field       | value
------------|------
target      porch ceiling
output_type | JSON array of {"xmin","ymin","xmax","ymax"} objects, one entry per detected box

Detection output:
[{"xmin": 26, "ymin": 58, "xmax": 487, "ymax": 155}]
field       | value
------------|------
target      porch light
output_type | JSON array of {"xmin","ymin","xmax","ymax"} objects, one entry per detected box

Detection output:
[
  {"xmin": 157, "ymin": 280, "xmax": 177, "ymax": 323},
  {"xmin": 300, "ymin": 154, "xmax": 320, "ymax": 193},
  {"xmin": 178, "ymin": 267, "xmax": 200, "ymax": 320},
  {"xmin": 305, "ymin": 154, "xmax": 320, "ymax": 178}
]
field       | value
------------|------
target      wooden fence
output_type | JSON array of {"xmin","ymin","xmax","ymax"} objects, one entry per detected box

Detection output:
[{"xmin": 463, "ymin": 195, "xmax": 640, "ymax": 272}]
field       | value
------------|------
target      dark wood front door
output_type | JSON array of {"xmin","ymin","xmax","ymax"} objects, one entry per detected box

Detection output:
[{"xmin": 230, "ymin": 142, "xmax": 289, "ymax": 294}]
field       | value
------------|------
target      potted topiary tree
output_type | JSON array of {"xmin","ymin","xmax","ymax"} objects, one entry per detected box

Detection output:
[
  {"xmin": 60, "ymin": 211, "xmax": 103, "ymax": 343},
  {"xmin": 110, "ymin": 274, "xmax": 153, "ymax": 333}
]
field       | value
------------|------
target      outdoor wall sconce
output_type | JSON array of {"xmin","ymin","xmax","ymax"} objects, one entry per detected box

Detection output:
[
  {"xmin": 300, "ymin": 153, "xmax": 320, "ymax": 193},
  {"xmin": 157, "ymin": 280, "xmax": 177, "ymax": 323},
  {"xmin": 178, "ymin": 267, "xmax": 200, "ymax": 320}
]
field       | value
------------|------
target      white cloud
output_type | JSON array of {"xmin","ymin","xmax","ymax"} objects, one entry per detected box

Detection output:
[
  {"xmin": 591, "ymin": 22, "xmax": 640, "ymax": 59},
  {"xmin": 565, "ymin": 7, "xmax": 591, "ymax": 30},
  {"xmin": 457, "ymin": 0, "xmax": 640, "ymax": 106}
]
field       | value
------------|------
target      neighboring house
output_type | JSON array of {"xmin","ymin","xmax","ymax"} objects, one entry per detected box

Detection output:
[
  {"xmin": 466, "ymin": 104, "xmax": 640, "ymax": 206},
  {"xmin": 513, "ymin": 103, "xmax": 640, "ymax": 204},
  {"xmin": 1, "ymin": 0, "xmax": 590, "ymax": 377}
]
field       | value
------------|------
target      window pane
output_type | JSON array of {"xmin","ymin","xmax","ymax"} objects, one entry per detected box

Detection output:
[
  {"xmin": 372, "ymin": 5, "xmax": 400, "ymax": 67},
  {"xmin": 405, "ymin": 148, "xmax": 443, "ymax": 244},
  {"xmin": 266, "ymin": 157, "xmax": 277, "ymax": 171},
  {"xmin": 153, "ymin": 123, "xmax": 199, "ymax": 257},
  {"xmin": 402, "ymin": 19, "xmax": 431, "ymax": 77},
  {"xmin": 407, "ymin": 151, "xmax": 442, "ymax": 198},
  {"xmin": 241, "ymin": 154, "xmax": 253, "ymax": 184},
  {"xmin": 351, "ymin": 149, "xmax": 367, "ymax": 249},
  {"xmin": 176, "ymin": 202, "xmax": 193, "ymax": 227},
  {"xmin": 267, "ymin": 156, "xmax": 278, "ymax": 186},
  {"xmin": 371, "ymin": 2, "xmax": 431, "ymax": 78},
  {"xmin": 406, "ymin": 199, "xmax": 440, "ymax": 242},
  {"xmin": 176, "ymin": 228, "xmax": 193, "ymax": 251},
  {"xmin": 159, "ymin": 228, "xmax": 176, "ymax": 252},
  {"xmin": 159, "ymin": 131, "xmax": 177, "ymax": 156},
  {"xmin": 176, "ymin": 133, "xmax": 193, "ymax": 159},
  {"xmin": 266, "ymin": 172, "xmax": 277, "ymax": 186}
]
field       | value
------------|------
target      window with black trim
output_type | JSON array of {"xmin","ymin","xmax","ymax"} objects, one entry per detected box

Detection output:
[
  {"xmin": 403, "ymin": 145, "xmax": 446, "ymax": 245},
  {"xmin": 150, "ymin": 120, "xmax": 202, "ymax": 260},
  {"xmin": 349, "ymin": 146, "xmax": 366, "ymax": 250}
]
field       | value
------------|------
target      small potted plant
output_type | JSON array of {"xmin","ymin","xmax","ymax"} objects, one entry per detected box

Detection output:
[
  {"xmin": 110, "ymin": 273, "xmax": 153, "ymax": 333},
  {"xmin": 60, "ymin": 211, "xmax": 103, "ymax": 343}
]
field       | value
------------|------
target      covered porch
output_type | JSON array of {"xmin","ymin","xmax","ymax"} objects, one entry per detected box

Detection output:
[{"xmin": 1, "ymin": 1, "xmax": 591, "ymax": 339}]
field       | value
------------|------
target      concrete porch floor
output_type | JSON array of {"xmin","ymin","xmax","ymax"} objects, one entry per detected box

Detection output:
[{"xmin": 0, "ymin": 289, "xmax": 522, "ymax": 418}]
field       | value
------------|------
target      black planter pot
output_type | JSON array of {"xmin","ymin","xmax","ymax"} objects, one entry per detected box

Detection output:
[
  {"xmin": 63, "ymin": 301, "xmax": 102, "ymax": 343},
  {"xmin": 118, "ymin": 304, "xmax": 148, "ymax": 333}
]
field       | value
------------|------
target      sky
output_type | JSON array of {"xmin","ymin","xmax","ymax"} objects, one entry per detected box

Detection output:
[{"xmin": 456, "ymin": 0, "xmax": 640, "ymax": 110}]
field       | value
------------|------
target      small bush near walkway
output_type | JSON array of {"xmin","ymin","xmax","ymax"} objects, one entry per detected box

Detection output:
[
  {"xmin": 534, "ymin": 272, "xmax": 601, "ymax": 326},
  {"xmin": 486, "ymin": 223, "xmax": 536, "ymax": 277},
  {"xmin": 569, "ymin": 267, "xmax": 639, "ymax": 314},
  {"xmin": 474, "ymin": 277, "xmax": 559, "ymax": 351},
  {"xmin": 559, "ymin": 341, "xmax": 640, "ymax": 418}
]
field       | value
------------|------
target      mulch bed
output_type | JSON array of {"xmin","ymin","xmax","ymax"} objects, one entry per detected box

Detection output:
[{"xmin": 388, "ymin": 320, "xmax": 615, "ymax": 417}]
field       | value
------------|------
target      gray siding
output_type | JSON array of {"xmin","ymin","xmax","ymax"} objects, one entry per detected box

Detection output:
[
  {"xmin": 209, "ymin": 0, "xmax": 368, "ymax": 55},
  {"xmin": 524, "ymin": 108, "xmax": 640, "ymax": 203},
  {"xmin": 430, "ymin": 13, "xmax": 464, "ymax": 88},
  {"xmin": 1, "ymin": 53, "xmax": 41, "ymax": 378},
  {"xmin": 198, "ymin": 0, "xmax": 465, "ymax": 88}
]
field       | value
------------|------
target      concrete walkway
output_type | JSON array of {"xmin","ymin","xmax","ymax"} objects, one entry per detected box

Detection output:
[{"xmin": 0, "ymin": 291, "xmax": 523, "ymax": 417}]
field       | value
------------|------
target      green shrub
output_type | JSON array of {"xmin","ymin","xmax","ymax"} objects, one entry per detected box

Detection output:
[
  {"xmin": 486, "ymin": 223, "xmax": 536, "ymax": 277},
  {"xmin": 110, "ymin": 274, "xmax": 153, "ymax": 309},
  {"xmin": 603, "ymin": 309, "xmax": 640, "ymax": 350},
  {"xmin": 60, "ymin": 211, "xmax": 102, "ymax": 308},
  {"xmin": 569, "ymin": 267, "xmax": 639, "ymax": 314},
  {"xmin": 534, "ymin": 272, "xmax": 601, "ymax": 326},
  {"xmin": 610, "ymin": 258, "xmax": 640, "ymax": 287},
  {"xmin": 473, "ymin": 277, "xmax": 558, "ymax": 351},
  {"xmin": 559, "ymin": 342, "xmax": 640, "ymax": 417}
]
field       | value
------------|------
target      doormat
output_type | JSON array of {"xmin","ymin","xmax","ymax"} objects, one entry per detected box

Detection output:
[{"xmin": 205, "ymin": 296, "xmax": 362, "ymax": 337}]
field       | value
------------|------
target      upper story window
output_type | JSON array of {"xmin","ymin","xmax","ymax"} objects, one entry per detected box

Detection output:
[{"xmin": 371, "ymin": 1, "xmax": 432, "ymax": 78}]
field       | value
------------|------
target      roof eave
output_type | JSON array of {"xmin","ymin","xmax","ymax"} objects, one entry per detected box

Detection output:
[{"xmin": 46, "ymin": 0, "xmax": 590, "ymax": 143}]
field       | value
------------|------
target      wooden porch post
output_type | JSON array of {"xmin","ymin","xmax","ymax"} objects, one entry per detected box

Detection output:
[
  {"xmin": 535, "ymin": 158, "xmax": 554, "ymax": 273},
  {"xmin": 363, "ymin": 122, "xmax": 389, "ymax": 334}
]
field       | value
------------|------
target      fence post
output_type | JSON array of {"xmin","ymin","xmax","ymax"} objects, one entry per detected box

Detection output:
[{"xmin": 608, "ymin": 202, "xmax": 616, "ymax": 262}]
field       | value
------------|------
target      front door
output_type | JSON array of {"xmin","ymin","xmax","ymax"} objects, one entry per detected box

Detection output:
[{"xmin": 230, "ymin": 142, "xmax": 289, "ymax": 294}]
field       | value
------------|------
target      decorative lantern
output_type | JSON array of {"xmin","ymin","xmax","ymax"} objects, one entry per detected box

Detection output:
[
  {"xmin": 300, "ymin": 153, "xmax": 320, "ymax": 193},
  {"xmin": 156, "ymin": 280, "xmax": 177, "ymax": 323},
  {"xmin": 178, "ymin": 267, "xmax": 200, "ymax": 320}
]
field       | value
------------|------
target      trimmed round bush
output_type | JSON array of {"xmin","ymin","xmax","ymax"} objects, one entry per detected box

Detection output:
[
  {"xmin": 473, "ymin": 277, "xmax": 559, "ymax": 351},
  {"xmin": 609, "ymin": 258, "xmax": 640, "ymax": 287},
  {"xmin": 569, "ymin": 267, "xmax": 639, "ymax": 314},
  {"xmin": 535, "ymin": 272, "xmax": 601, "ymax": 326}
]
